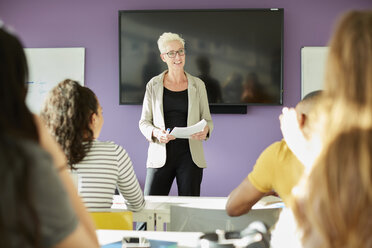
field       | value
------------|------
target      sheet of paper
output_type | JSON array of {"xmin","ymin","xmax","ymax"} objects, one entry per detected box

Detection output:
[{"xmin": 170, "ymin": 119, "xmax": 207, "ymax": 139}]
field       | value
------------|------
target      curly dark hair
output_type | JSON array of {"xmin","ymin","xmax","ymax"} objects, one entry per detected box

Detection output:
[{"xmin": 41, "ymin": 79, "xmax": 98, "ymax": 167}]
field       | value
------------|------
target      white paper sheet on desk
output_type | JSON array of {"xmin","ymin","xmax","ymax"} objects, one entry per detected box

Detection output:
[{"xmin": 170, "ymin": 119, "xmax": 207, "ymax": 139}]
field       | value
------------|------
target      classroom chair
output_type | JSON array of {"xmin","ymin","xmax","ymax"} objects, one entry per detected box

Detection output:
[{"xmin": 90, "ymin": 211, "xmax": 133, "ymax": 230}]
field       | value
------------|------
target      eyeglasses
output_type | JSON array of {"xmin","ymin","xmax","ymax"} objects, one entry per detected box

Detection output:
[{"xmin": 163, "ymin": 48, "xmax": 185, "ymax": 58}]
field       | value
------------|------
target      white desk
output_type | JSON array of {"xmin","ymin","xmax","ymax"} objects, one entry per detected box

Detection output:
[
  {"xmin": 108, "ymin": 195, "xmax": 186, "ymax": 230},
  {"xmin": 97, "ymin": 229, "xmax": 203, "ymax": 247},
  {"xmin": 108, "ymin": 196, "xmax": 165, "ymax": 231},
  {"xmin": 153, "ymin": 196, "xmax": 228, "ymax": 231},
  {"xmin": 109, "ymin": 195, "xmax": 283, "ymax": 232},
  {"xmin": 153, "ymin": 196, "xmax": 283, "ymax": 231},
  {"xmin": 90, "ymin": 196, "xmax": 166, "ymax": 230}
]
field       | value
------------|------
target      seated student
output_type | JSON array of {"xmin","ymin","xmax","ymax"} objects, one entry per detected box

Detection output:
[
  {"xmin": 271, "ymin": 128, "xmax": 372, "ymax": 248},
  {"xmin": 272, "ymin": 10, "xmax": 372, "ymax": 248},
  {"xmin": 41, "ymin": 79, "xmax": 145, "ymax": 211},
  {"xmin": 225, "ymin": 91, "xmax": 321, "ymax": 216},
  {"xmin": 280, "ymin": 10, "xmax": 372, "ymax": 169},
  {"xmin": 0, "ymin": 26, "xmax": 98, "ymax": 247}
]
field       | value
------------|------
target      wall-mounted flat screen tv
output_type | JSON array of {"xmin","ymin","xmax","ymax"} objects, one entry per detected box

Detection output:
[{"xmin": 119, "ymin": 8, "xmax": 283, "ymax": 113}]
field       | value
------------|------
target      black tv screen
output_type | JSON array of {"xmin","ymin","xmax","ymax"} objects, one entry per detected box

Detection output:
[{"xmin": 119, "ymin": 9, "xmax": 283, "ymax": 112}]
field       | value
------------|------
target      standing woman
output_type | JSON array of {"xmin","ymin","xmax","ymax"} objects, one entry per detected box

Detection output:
[{"xmin": 139, "ymin": 32, "xmax": 213, "ymax": 196}]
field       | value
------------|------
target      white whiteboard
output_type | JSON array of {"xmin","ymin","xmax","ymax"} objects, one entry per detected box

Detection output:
[
  {"xmin": 24, "ymin": 47, "xmax": 85, "ymax": 114},
  {"xmin": 301, "ymin": 46, "xmax": 328, "ymax": 99}
]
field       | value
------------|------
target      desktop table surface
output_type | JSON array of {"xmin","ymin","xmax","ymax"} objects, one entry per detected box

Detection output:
[
  {"xmin": 93, "ymin": 195, "xmax": 283, "ymax": 232},
  {"xmin": 112, "ymin": 195, "xmax": 283, "ymax": 210}
]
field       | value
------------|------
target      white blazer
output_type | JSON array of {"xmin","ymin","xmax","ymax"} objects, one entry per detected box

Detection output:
[{"xmin": 139, "ymin": 71, "xmax": 213, "ymax": 168}]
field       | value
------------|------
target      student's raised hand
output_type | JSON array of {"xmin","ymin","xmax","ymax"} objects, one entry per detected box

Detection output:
[
  {"xmin": 279, "ymin": 107, "xmax": 319, "ymax": 170},
  {"xmin": 279, "ymin": 107, "xmax": 304, "ymax": 151},
  {"xmin": 191, "ymin": 125, "xmax": 209, "ymax": 141}
]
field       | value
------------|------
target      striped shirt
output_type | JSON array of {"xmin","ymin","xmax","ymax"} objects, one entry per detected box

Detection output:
[{"xmin": 72, "ymin": 140, "xmax": 145, "ymax": 211}]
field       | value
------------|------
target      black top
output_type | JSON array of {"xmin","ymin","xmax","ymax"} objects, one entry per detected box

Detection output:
[
  {"xmin": 163, "ymin": 87, "xmax": 189, "ymax": 154},
  {"xmin": 163, "ymin": 87, "xmax": 188, "ymax": 130}
]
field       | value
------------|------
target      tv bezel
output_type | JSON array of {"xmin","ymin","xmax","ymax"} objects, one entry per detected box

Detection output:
[{"xmin": 118, "ymin": 8, "xmax": 284, "ymax": 114}]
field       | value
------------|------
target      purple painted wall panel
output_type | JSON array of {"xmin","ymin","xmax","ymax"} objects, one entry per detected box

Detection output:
[{"xmin": 1, "ymin": 0, "xmax": 371, "ymax": 196}]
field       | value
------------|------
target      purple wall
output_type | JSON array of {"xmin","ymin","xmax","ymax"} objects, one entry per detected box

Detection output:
[{"xmin": 1, "ymin": 0, "xmax": 370, "ymax": 196}]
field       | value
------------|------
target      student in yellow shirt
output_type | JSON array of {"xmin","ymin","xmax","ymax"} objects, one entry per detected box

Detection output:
[{"xmin": 225, "ymin": 90, "xmax": 321, "ymax": 217}]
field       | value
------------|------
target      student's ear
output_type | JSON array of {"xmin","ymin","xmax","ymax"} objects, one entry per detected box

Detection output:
[
  {"xmin": 90, "ymin": 113, "xmax": 96, "ymax": 126},
  {"xmin": 298, "ymin": 113, "xmax": 306, "ymax": 129}
]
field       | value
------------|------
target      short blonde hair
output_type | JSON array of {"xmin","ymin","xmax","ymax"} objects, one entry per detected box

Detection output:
[{"xmin": 157, "ymin": 32, "xmax": 185, "ymax": 53}]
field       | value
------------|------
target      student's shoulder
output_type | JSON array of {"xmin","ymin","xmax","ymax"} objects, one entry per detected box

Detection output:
[
  {"xmin": 256, "ymin": 139, "xmax": 293, "ymax": 161},
  {"xmin": 91, "ymin": 140, "xmax": 124, "ymax": 151},
  {"xmin": 15, "ymin": 138, "xmax": 56, "ymax": 176},
  {"xmin": 270, "ymin": 139, "xmax": 296, "ymax": 161},
  {"xmin": 261, "ymin": 140, "xmax": 287, "ymax": 155},
  {"xmin": 251, "ymin": 140, "xmax": 293, "ymax": 176},
  {"xmin": 91, "ymin": 139, "xmax": 114, "ymax": 146}
]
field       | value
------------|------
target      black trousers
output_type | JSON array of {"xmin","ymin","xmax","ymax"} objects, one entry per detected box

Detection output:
[{"xmin": 144, "ymin": 140, "xmax": 203, "ymax": 196}]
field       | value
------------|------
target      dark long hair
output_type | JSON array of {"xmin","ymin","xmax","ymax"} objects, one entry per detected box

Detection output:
[
  {"xmin": 0, "ymin": 29, "xmax": 38, "ymax": 141},
  {"xmin": 41, "ymin": 79, "xmax": 98, "ymax": 167},
  {"xmin": 0, "ymin": 28, "xmax": 41, "ymax": 247}
]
